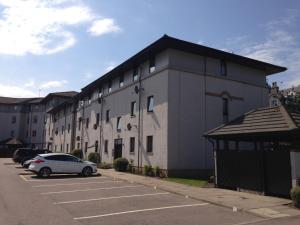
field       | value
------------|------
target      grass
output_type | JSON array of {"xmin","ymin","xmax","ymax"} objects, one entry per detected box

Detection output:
[{"xmin": 164, "ymin": 177, "xmax": 208, "ymax": 187}]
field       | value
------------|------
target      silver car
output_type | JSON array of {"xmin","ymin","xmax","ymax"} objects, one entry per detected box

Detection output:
[{"xmin": 29, "ymin": 153, "xmax": 97, "ymax": 178}]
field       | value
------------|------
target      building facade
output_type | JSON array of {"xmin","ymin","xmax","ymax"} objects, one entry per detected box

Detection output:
[
  {"xmin": 0, "ymin": 92, "xmax": 77, "ymax": 149},
  {"xmin": 45, "ymin": 35, "xmax": 286, "ymax": 176}
]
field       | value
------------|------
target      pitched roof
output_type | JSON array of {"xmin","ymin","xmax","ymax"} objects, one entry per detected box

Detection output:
[
  {"xmin": 80, "ymin": 35, "xmax": 286, "ymax": 96},
  {"xmin": 41, "ymin": 91, "xmax": 78, "ymax": 103},
  {"xmin": 205, "ymin": 106, "xmax": 300, "ymax": 140},
  {"xmin": 0, "ymin": 97, "xmax": 41, "ymax": 105}
]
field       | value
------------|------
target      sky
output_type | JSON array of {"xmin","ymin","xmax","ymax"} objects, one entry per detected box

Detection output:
[{"xmin": 0, "ymin": 0, "xmax": 299, "ymax": 97}]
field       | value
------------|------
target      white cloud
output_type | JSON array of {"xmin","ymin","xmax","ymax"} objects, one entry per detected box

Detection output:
[
  {"xmin": 0, "ymin": 83, "xmax": 38, "ymax": 97},
  {"xmin": 39, "ymin": 80, "xmax": 68, "ymax": 89},
  {"xmin": 0, "ymin": 0, "xmax": 121, "ymax": 56},
  {"xmin": 88, "ymin": 18, "xmax": 120, "ymax": 36},
  {"xmin": 24, "ymin": 80, "xmax": 36, "ymax": 88},
  {"xmin": 223, "ymin": 10, "xmax": 300, "ymax": 88}
]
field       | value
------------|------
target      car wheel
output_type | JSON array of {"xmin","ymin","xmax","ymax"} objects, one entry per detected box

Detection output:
[
  {"xmin": 39, "ymin": 167, "xmax": 51, "ymax": 178},
  {"xmin": 82, "ymin": 167, "xmax": 92, "ymax": 177}
]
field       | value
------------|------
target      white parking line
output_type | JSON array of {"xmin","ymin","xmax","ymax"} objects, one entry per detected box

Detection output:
[
  {"xmin": 32, "ymin": 180, "xmax": 123, "ymax": 188},
  {"xmin": 54, "ymin": 192, "xmax": 170, "ymax": 205},
  {"xmin": 41, "ymin": 185, "xmax": 144, "ymax": 195},
  {"xmin": 26, "ymin": 176, "xmax": 108, "ymax": 182},
  {"xmin": 74, "ymin": 203, "xmax": 209, "ymax": 220}
]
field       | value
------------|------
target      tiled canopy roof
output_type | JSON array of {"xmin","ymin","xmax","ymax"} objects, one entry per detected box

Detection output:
[{"xmin": 205, "ymin": 106, "xmax": 300, "ymax": 139}]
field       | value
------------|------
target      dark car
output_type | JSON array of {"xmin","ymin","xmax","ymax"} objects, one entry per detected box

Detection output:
[{"xmin": 12, "ymin": 148, "xmax": 51, "ymax": 164}]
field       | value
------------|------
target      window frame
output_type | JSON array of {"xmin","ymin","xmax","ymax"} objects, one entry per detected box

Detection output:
[
  {"xmin": 133, "ymin": 67, "xmax": 139, "ymax": 81},
  {"xmin": 220, "ymin": 60, "xmax": 227, "ymax": 76},
  {"xmin": 131, "ymin": 101, "xmax": 136, "ymax": 117},
  {"xmin": 146, "ymin": 135, "xmax": 153, "ymax": 153},
  {"xmin": 119, "ymin": 74, "xmax": 124, "ymax": 87},
  {"xmin": 117, "ymin": 116, "xmax": 122, "ymax": 132},
  {"xmin": 149, "ymin": 57, "xmax": 156, "ymax": 73},
  {"xmin": 130, "ymin": 137, "xmax": 135, "ymax": 154},
  {"xmin": 222, "ymin": 98, "xmax": 229, "ymax": 123},
  {"xmin": 104, "ymin": 140, "xmax": 108, "ymax": 153},
  {"xmin": 106, "ymin": 110, "xmax": 110, "ymax": 123},
  {"xmin": 147, "ymin": 96, "xmax": 154, "ymax": 112}
]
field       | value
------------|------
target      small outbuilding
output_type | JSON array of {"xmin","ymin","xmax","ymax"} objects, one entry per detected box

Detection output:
[{"xmin": 205, "ymin": 106, "xmax": 300, "ymax": 197}]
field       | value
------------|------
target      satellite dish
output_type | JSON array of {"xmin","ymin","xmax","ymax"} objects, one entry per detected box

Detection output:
[
  {"xmin": 134, "ymin": 85, "xmax": 139, "ymax": 94},
  {"xmin": 127, "ymin": 123, "xmax": 132, "ymax": 131}
]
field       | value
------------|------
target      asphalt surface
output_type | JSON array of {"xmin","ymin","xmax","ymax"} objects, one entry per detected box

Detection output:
[{"xmin": 1, "ymin": 158, "xmax": 299, "ymax": 225}]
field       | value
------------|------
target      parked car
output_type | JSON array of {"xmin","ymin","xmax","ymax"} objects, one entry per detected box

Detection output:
[
  {"xmin": 22, "ymin": 159, "xmax": 34, "ymax": 168},
  {"xmin": 12, "ymin": 148, "xmax": 51, "ymax": 164},
  {"xmin": 29, "ymin": 153, "xmax": 97, "ymax": 178}
]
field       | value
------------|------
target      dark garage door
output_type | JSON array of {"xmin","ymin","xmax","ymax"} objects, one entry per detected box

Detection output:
[{"xmin": 216, "ymin": 149, "xmax": 292, "ymax": 197}]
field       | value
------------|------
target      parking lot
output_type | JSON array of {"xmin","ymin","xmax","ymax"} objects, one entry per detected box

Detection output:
[{"xmin": 0, "ymin": 158, "xmax": 277, "ymax": 225}]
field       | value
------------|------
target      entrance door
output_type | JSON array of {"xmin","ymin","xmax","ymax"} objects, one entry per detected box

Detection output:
[{"xmin": 114, "ymin": 139, "xmax": 122, "ymax": 159}]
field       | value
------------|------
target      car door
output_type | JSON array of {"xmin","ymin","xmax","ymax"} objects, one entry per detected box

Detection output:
[
  {"xmin": 44, "ymin": 155, "xmax": 66, "ymax": 173},
  {"xmin": 63, "ymin": 155, "xmax": 82, "ymax": 173}
]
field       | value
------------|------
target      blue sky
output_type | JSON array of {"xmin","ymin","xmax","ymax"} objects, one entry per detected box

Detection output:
[{"xmin": 0, "ymin": 0, "xmax": 299, "ymax": 97}]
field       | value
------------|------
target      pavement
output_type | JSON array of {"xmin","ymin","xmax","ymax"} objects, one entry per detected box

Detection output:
[
  {"xmin": 1, "ymin": 158, "xmax": 300, "ymax": 225},
  {"xmin": 100, "ymin": 169, "xmax": 300, "ymax": 219}
]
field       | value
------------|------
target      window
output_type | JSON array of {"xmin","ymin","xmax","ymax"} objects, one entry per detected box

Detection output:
[
  {"xmin": 106, "ymin": 110, "xmax": 110, "ymax": 123},
  {"xmin": 61, "ymin": 126, "xmax": 64, "ymax": 134},
  {"xmin": 60, "ymin": 144, "xmax": 63, "ymax": 152},
  {"xmin": 11, "ymin": 116, "xmax": 16, "ymax": 124},
  {"xmin": 96, "ymin": 113, "xmax": 100, "ymax": 125},
  {"xmin": 78, "ymin": 117, "xmax": 82, "ymax": 130},
  {"xmin": 77, "ymin": 142, "xmax": 80, "ymax": 149},
  {"xmin": 220, "ymin": 60, "xmax": 227, "ymax": 76},
  {"xmin": 119, "ymin": 74, "xmax": 124, "ymax": 87},
  {"xmin": 133, "ymin": 67, "xmax": 139, "ymax": 81},
  {"xmin": 88, "ymin": 95, "xmax": 91, "ymax": 104},
  {"xmin": 104, "ymin": 140, "xmax": 108, "ymax": 153},
  {"xmin": 147, "ymin": 96, "xmax": 154, "ymax": 112},
  {"xmin": 99, "ymin": 87, "xmax": 103, "ymax": 97},
  {"xmin": 95, "ymin": 141, "xmax": 98, "ymax": 152},
  {"xmin": 27, "ymin": 117, "xmax": 30, "ymax": 124},
  {"xmin": 108, "ymin": 80, "xmax": 112, "ymax": 93},
  {"xmin": 131, "ymin": 101, "xmax": 136, "ymax": 117},
  {"xmin": 130, "ymin": 137, "xmax": 135, "ymax": 153},
  {"xmin": 146, "ymin": 136, "xmax": 153, "ymax": 153},
  {"xmin": 222, "ymin": 98, "xmax": 229, "ymax": 123},
  {"xmin": 66, "ymin": 144, "xmax": 69, "ymax": 153},
  {"xmin": 55, "ymin": 145, "xmax": 57, "ymax": 151},
  {"xmin": 32, "ymin": 130, "xmax": 37, "ymax": 137},
  {"xmin": 117, "ymin": 116, "xmax": 122, "ymax": 131},
  {"xmin": 84, "ymin": 142, "xmax": 88, "ymax": 153},
  {"xmin": 10, "ymin": 130, "xmax": 15, "ymax": 137},
  {"xmin": 33, "ymin": 115, "xmax": 38, "ymax": 123},
  {"xmin": 26, "ymin": 130, "xmax": 28, "ymax": 137},
  {"xmin": 86, "ymin": 117, "xmax": 89, "ymax": 129},
  {"xmin": 149, "ymin": 57, "xmax": 156, "ymax": 73},
  {"xmin": 68, "ymin": 124, "xmax": 70, "ymax": 133}
]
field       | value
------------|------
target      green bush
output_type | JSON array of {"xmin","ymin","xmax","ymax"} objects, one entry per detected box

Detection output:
[
  {"xmin": 143, "ymin": 165, "xmax": 154, "ymax": 176},
  {"xmin": 88, "ymin": 152, "xmax": 100, "ymax": 164},
  {"xmin": 153, "ymin": 166, "xmax": 160, "ymax": 177},
  {"xmin": 113, "ymin": 157, "xmax": 129, "ymax": 172},
  {"xmin": 99, "ymin": 162, "xmax": 113, "ymax": 169},
  {"xmin": 291, "ymin": 186, "xmax": 300, "ymax": 208},
  {"xmin": 71, "ymin": 149, "xmax": 83, "ymax": 159}
]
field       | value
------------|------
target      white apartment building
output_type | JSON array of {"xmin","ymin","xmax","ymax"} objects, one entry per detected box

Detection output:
[{"xmin": 46, "ymin": 35, "xmax": 286, "ymax": 177}]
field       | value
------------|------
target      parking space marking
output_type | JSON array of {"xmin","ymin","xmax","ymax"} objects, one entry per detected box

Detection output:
[
  {"xmin": 32, "ymin": 180, "xmax": 123, "ymax": 188},
  {"xmin": 25, "ymin": 176, "xmax": 108, "ymax": 182},
  {"xmin": 19, "ymin": 175, "xmax": 29, "ymax": 181},
  {"xmin": 74, "ymin": 203, "xmax": 209, "ymax": 220},
  {"xmin": 41, "ymin": 185, "xmax": 144, "ymax": 195},
  {"xmin": 54, "ymin": 192, "xmax": 170, "ymax": 205}
]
